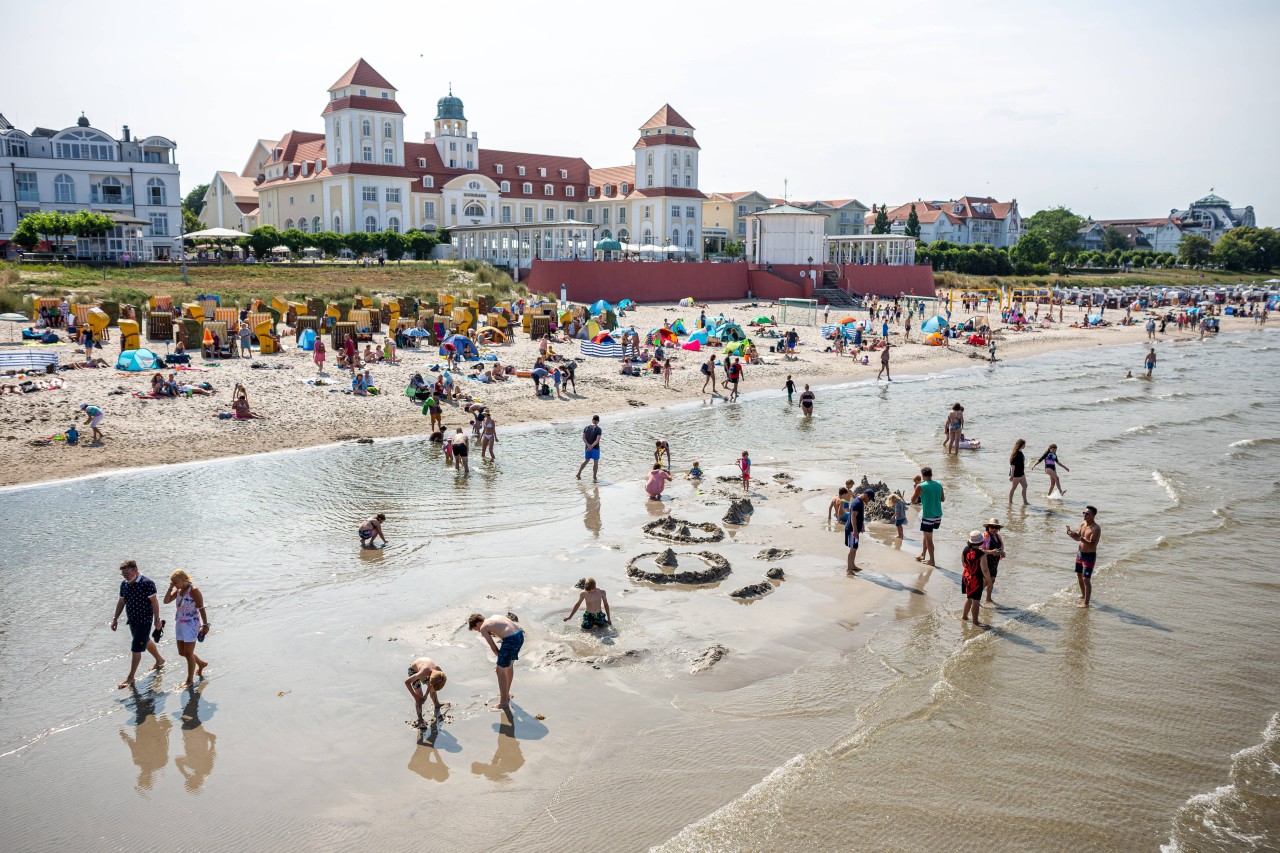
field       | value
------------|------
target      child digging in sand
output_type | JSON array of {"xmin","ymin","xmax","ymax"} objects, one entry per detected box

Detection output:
[{"xmin": 563, "ymin": 578, "xmax": 612, "ymax": 629}]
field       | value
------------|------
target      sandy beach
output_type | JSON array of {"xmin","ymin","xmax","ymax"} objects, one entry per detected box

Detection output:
[{"xmin": 0, "ymin": 299, "xmax": 1237, "ymax": 489}]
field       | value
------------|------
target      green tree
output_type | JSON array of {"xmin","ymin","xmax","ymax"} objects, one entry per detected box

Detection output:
[
  {"xmin": 278, "ymin": 228, "xmax": 308, "ymax": 254},
  {"xmin": 1024, "ymin": 206, "xmax": 1085, "ymax": 256},
  {"xmin": 71, "ymin": 210, "xmax": 114, "ymax": 239},
  {"xmin": 24, "ymin": 211, "xmax": 75, "ymax": 253},
  {"xmin": 11, "ymin": 216, "xmax": 41, "ymax": 250},
  {"xmin": 872, "ymin": 204, "xmax": 890, "ymax": 234},
  {"xmin": 381, "ymin": 230, "xmax": 408, "ymax": 261},
  {"xmin": 1178, "ymin": 234, "xmax": 1213, "ymax": 267},
  {"xmin": 405, "ymin": 229, "xmax": 439, "ymax": 260},
  {"xmin": 1212, "ymin": 226, "xmax": 1280, "ymax": 271},
  {"xmin": 344, "ymin": 230, "xmax": 372, "ymax": 256},
  {"xmin": 182, "ymin": 208, "xmax": 203, "ymax": 236},
  {"xmin": 182, "ymin": 183, "xmax": 209, "ymax": 219},
  {"xmin": 1101, "ymin": 226, "xmax": 1129, "ymax": 253},
  {"xmin": 1011, "ymin": 232, "xmax": 1050, "ymax": 266},
  {"xmin": 312, "ymin": 230, "xmax": 344, "ymax": 258},
  {"xmin": 435, "ymin": 227, "xmax": 451, "ymax": 245},
  {"xmin": 245, "ymin": 225, "xmax": 282, "ymax": 259},
  {"xmin": 904, "ymin": 204, "xmax": 920, "ymax": 238}
]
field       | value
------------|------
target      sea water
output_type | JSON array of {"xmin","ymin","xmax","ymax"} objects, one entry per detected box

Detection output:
[{"xmin": 0, "ymin": 331, "xmax": 1276, "ymax": 851}]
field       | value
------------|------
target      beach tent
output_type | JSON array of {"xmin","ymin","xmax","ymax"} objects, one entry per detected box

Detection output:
[
  {"xmin": 589, "ymin": 299, "xmax": 614, "ymax": 316},
  {"xmin": 686, "ymin": 329, "xmax": 710, "ymax": 345},
  {"xmin": 591, "ymin": 331, "xmax": 616, "ymax": 344},
  {"xmin": 924, "ymin": 332, "xmax": 945, "ymax": 347},
  {"xmin": 477, "ymin": 326, "xmax": 508, "ymax": 343},
  {"xmin": 670, "ymin": 318, "xmax": 687, "ymax": 335},
  {"xmin": 1087, "ymin": 314, "xmax": 1103, "ymax": 325},
  {"xmin": 617, "ymin": 299, "xmax": 636, "ymax": 310},
  {"xmin": 723, "ymin": 340, "xmax": 751, "ymax": 355},
  {"xmin": 921, "ymin": 315, "xmax": 949, "ymax": 334},
  {"xmin": 752, "ymin": 316, "xmax": 773, "ymax": 325},
  {"xmin": 440, "ymin": 334, "xmax": 478, "ymax": 358},
  {"xmin": 648, "ymin": 327, "xmax": 677, "ymax": 345},
  {"xmin": 717, "ymin": 322, "xmax": 747, "ymax": 342},
  {"xmin": 298, "ymin": 328, "xmax": 317, "ymax": 351},
  {"xmin": 681, "ymin": 340, "xmax": 702, "ymax": 351},
  {"xmin": 116, "ymin": 348, "xmax": 161, "ymax": 371},
  {"xmin": 679, "ymin": 297, "xmax": 695, "ymax": 307},
  {"xmin": 838, "ymin": 316, "xmax": 857, "ymax": 325}
]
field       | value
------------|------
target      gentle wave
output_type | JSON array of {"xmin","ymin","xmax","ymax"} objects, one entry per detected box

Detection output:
[
  {"xmin": 1229, "ymin": 437, "xmax": 1280, "ymax": 449},
  {"xmin": 1160, "ymin": 712, "xmax": 1280, "ymax": 852},
  {"xmin": 1153, "ymin": 470, "xmax": 1182, "ymax": 505}
]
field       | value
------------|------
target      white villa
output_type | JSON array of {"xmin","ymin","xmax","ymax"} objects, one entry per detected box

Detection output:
[
  {"xmin": 870, "ymin": 197, "xmax": 1022, "ymax": 248},
  {"xmin": 0, "ymin": 112, "xmax": 182, "ymax": 259}
]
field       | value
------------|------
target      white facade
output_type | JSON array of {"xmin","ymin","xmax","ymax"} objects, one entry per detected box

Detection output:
[
  {"xmin": 0, "ymin": 113, "xmax": 182, "ymax": 259},
  {"xmin": 745, "ymin": 204, "xmax": 826, "ymax": 265}
]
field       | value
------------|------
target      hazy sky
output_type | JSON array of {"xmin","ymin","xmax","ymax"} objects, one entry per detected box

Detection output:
[{"xmin": 8, "ymin": 0, "xmax": 1276, "ymax": 223}]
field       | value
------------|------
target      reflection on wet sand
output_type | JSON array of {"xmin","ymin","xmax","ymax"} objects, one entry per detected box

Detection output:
[
  {"xmin": 408, "ymin": 722, "xmax": 458, "ymax": 783},
  {"xmin": 583, "ymin": 485, "xmax": 601, "ymax": 537},
  {"xmin": 175, "ymin": 682, "xmax": 217, "ymax": 793},
  {"xmin": 119, "ymin": 687, "xmax": 170, "ymax": 792},
  {"xmin": 471, "ymin": 718, "xmax": 524, "ymax": 781}
]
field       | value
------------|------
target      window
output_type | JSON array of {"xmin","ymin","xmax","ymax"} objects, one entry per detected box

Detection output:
[
  {"xmin": 647, "ymin": 153, "xmax": 653, "ymax": 166},
  {"xmin": 686, "ymin": 206, "xmax": 695, "ymax": 219},
  {"xmin": 618, "ymin": 228, "xmax": 629, "ymax": 243},
  {"xmin": 566, "ymin": 186, "xmax": 575, "ymax": 197},
  {"xmin": 585, "ymin": 209, "xmax": 593, "ymax": 223},
  {"xmin": 450, "ymin": 201, "xmax": 456, "ymax": 216},
  {"xmin": 359, "ymin": 89, "xmax": 367, "ymax": 96},
  {"xmin": 738, "ymin": 205, "xmax": 746, "ymax": 216},
  {"xmin": 737, "ymin": 221, "xmax": 746, "ymax": 236},
  {"xmin": 334, "ymin": 213, "xmax": 342, "ymax": 231},
  {"xmin": 422, "ymin": 176, "xmax": 434, "ymax": 188},
  {"xmin": 495, "ymin": 164, "xmax": 504, "ymax": 174},
  {"xmin": 449, "ymin": 141, "xmax": 457, "ymax": 151},
  {"xmin": 518, "ymin": 166, "xmax": 526, "ymax": 176},
  {"xmin": 672, "ymin": 229, "xmax": 680, "ymax": 246},
  {"xmin": 336, "ymin": 124, "xmax": 341, "ymax": 138},
  {"xmin": 687, "ymin": 229, "xmax": 694, "ymax": 248},
  {"xmin": 621, "ymin": 183, "xmax": 629, "ymax": 194},
  {"xmin": 603, "ymin": 184, "xmax": 612, "ymax": 196},
  {"xmin": 364, "ymin": 215, "xmax": 378, "ymax": 233},
  {"xmin": 284, "ymin": 219, "xmax": 294, "ymax": 230},
  {"xmin": 467, "ymin": 181, "xmax": 480, "ymax": 190},
  {"xmin": 539, "ymin": 168, "xmax": 547, "ymax": 177},
  {"xmin": 363, "ymin": 186, "xmax": 377, "ymax": 202},
  {"xmin": 500, "ymin": 181, "xmax": 510, "ymax": 192},
  {"xmin": 544, "ymin": 207, "xmax": 555, "ymax": 221},
  {"xmin": 54, "ymin": 174, "xmax": 75, "ymax": 203},
  {"xmin": 544, "ymin": 184, "xmax": 554, "ymax": 196},
  {"xmin": 54, "ymin": 129, "xmax": 116, "ymax": 160},
  {"xmin": 146, "ymin": 178, "xmax": 167, "ymax": 206},
  {"xmin": 587, "ymin": 186, "xmax": 595, "ymax": 198},
  {"xmin": 383, "ymin": 121, "xmax": 393, "ymax": 139},
  {"xmin": 565, "ymin": 208, "xmax": 576, "ymax": 220},
  {"xmin": 387, "ymin": 216, "xmax": 400, "ymax": 233},
  {"xmin": 602, "ymin": 208, "xmax": 610, "ymax": 224},
  {"xmin": 463, "ymin": 203, "xmax": 484, "ymax": 218},
  {"xmin": 618, "ymin": 207, "xmax": 626, "ymax": 224},
  {"xmin": 3, "ymin": 136, "xmax": 28, "ymax": 157},
  {"xmin": 310, "ymin": 194, "xmax": 316, "ymax": 203},
  {"xmin": 362, "ymin": 146, "xmax": 373, "ymax": 162},
  {"xmin": 559, "ymin": 169, "xmax": 568, "ymax": 179},
  {"xmin": 685, "ymin": 175, "xmax": 691, "ymax": 188},
  {"xmin": 383, "ymin": 148, "xmax": 394, "ymax": 164},
  {"xmin": 685, "ymin": 154, "xmax": 692, "ymax": 168},
  {"xmin": 424, "ymin": 201, "xmax": 436, "ymax": 220},
  {"xmin": 149, "ymin": 213, "xmax": 169, "ymax": 236},
  {"xmin": 523, "ymin": 206, "xmax": 533, "ymax": 223},
  {"xmin": 643, "ymin": 205, "xmax": 652, "ymax": 219},
  {"xmin": 381, "ymin": 92, "xmax": 389, "ymax": 99},
  {"xmin": 466, "ymin": 143, "xmax": 473, "ymax": 153},
  {"xmin": 647, "ymin": 175, "xmax": 654, "ymax": 188},
  {"xmin": 417, "ymin": 157, "xmax": 426, "ymax": 167},
  {"xmin": 362, "ymin": 120, "xmax": 371, "ymax": 137},
  {"xmin": 313, "ymin": 216, "xmax": 321, "ymax": 232},
  {"xmin": 501, "ymin": 205, "xmax": 512, "ymax": 223},
  {"xmin": 671, "ymin": 205, "xmax": 681, "ymax": 218},
  {"xmin": 386, "ymin": 188, "xmax": 401, "ymax": 203},
  {"xmin": 522, "ymin": 182, "xmax": 532, "ymax": 194}
]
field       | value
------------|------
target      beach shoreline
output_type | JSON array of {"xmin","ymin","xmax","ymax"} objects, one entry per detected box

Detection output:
[{"xmin": 0, "ymin": 301, "xmax": 1254, "ymax": 489}]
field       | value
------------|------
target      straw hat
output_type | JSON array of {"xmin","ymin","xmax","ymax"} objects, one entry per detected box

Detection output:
[
  {"xmin": 984, "ymin": 518, "xmax": 1003, "ymax": 529},
  {"xmin": 968, "ymin": 530, "xmax": 984, "ymax": 544}
]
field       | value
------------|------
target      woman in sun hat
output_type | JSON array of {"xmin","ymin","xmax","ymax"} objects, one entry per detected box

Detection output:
[
  {"xmin": 981, "ymin": 518, "xmax": 1006, "ymax": 603},
  {"xmin": 961, "ymin": 531, "xmax": 991, "ymax": 626}
]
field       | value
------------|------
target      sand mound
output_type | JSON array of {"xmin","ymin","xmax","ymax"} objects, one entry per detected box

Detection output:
[
  {"xmin": 626, "ymin": 550, "xmax": 731, "ymax": 585},
  {"xmin": 730, "ymin": 582, "xmax": 773, "ymax": 599},
  {"xmin": 655, "ymin": 548, "xmax": 679, "ymax": 567},
  {"xmin": 691, "ymin": 644, "xmax": 729, "ymax": 674},
  {"xmin": 756, "ymin": 547, "xmax": 792, "ymax": 561},
  {"xmin": 722, "ymin": 498, "xmax": 755, "ymax": 525},
  {"xmin": 643, "ymin": 516, "xmax": 725, "ymax": 544}
]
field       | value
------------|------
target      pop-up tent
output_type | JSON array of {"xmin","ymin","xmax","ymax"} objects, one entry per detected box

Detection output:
[
  {"xmin": 617, "ymin": 298, "xmax": 636, "ymax": 310},
  {"xmin": 723, "ymin": 339, "xmax": 752, "ymax": 355},
  {"xmin": 679, "ymin": 297, "xmax": 695, "ymax": 307},
  {"xmin": 686, "ymin": 329, "xmax": 710, "ymax": 345},
  {"xmin": 298, "ymin": 328, "xmax": 317, "ymax": 351},
  {"xmin": 648, "ymin": 327, "xmax": 677, "ymax": 345},
  {"xmin": 716, "ymin": 322, "xmax": 748, "ymax": 342},
  {"xmin": 589, "ymin": 299, "xmax": 614, "ymax": 316},
  {"xmin": 591, "ymin": 331, "xmax": 616, "ymax": 344},
  {"xmin": 116, "ymin": 348, "xmax": 162, "ymax": 371},
  {"xmin": 440, "ymin": 334, "xmax": 478, "ymax": 358},
  {"xmin": 752, "ymin": 316, "xmax": 773, "ymax": 325},
  {"xmin": 921, "ymin": 315, "xmax": 949, "ymax": 334},
  {"xmin": 670, "ymin": 318, "xmax": 687, "ymax": 335}
]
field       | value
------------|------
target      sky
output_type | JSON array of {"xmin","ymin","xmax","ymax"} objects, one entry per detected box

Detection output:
[{"xmin": 8, "ymin": 0, "xmax": 1277, "ymax": 224}]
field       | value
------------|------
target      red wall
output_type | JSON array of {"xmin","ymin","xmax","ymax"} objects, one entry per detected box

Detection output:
[{"xmin": 524, "ymin": 260, "xmax": 935, "ymax": 305}]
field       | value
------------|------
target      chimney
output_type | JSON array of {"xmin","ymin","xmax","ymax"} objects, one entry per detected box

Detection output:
[
  {"xmin": 122, "ymin": 125, "xmax": 130, "ymax": 141},
  {"xmin": 424, "ymin": 131, "xmax": 432, "ymax": 140}
]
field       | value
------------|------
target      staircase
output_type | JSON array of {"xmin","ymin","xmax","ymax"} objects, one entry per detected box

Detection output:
[{"xmin": 813, "ymin": 287, "xmax": 858, "ymax": 308}]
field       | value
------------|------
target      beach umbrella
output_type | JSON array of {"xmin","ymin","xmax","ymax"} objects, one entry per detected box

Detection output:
[
  {"xmin": 1, "ymin": 311, "xmax": 28, "ymax": 344},
  {"xmin": 753, "ymin": 315, "xmax": 772, "ymax": 324},
  {"xmin": 838, "ymin": 316, "xmax": 857, "ymax": 325},
  {"xmin": 406, "ymin": 328, "xmax": 431, "ymax": 338},
  {"xmin": 589, "ymin": 299, "xmax": 613, "ymax": 316}
]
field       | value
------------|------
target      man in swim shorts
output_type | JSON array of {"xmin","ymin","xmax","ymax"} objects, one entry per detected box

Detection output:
[
  {"xmin": 911, "ymin": 467, "xmax": 944, "ymax": 566},
  {"xmin": 359, "ymin": 513, "xmax": 386, "ymax": 548},
  {"xmin": 1145, "ymin": 347, "xmax": 1156, "ymax": 379},
  {"xmin": 576, "ymin": 415, "xmax": 602, "ymax": 481},
  {"xmin": 563, "ymin": 577, "xmax": 611, "ymax": 629},
  {"xmin": 1066, "ymin": 505, "xmax": 1101, "ymax": 607},
  {"xmin": 404, "ymin": 657, "xmax": 447, "ymax": 727},
  {"xmin": 469, "ymin": 613, "xmax": 523, "ymax": 714}
]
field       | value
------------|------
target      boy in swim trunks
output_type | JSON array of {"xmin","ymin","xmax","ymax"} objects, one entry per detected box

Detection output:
[
  {"xmin": 1066, "ymin": 505, "xmax": 1101, "ymax": 607},
  {"xmin": 359, "ymin": 513, "xmax": 386, "ymax": 548},
  {"xmin": 563, "ymin": 578, "xmax": 611, "ymax": 629},
  {"xmin": 468, "ymin": 613, "xmax": 523, "ymax": 714},
  {"xmin": 404, "ymin": 657, "xmax": 448, "ymax": 727}
]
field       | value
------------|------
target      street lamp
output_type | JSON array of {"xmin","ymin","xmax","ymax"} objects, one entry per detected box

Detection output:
[{"xmin": 175, "ymin": 236, "xmax": 187, "ymax": 284}]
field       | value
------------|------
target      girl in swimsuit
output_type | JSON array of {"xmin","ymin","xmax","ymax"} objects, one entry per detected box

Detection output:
[
  {"xmin": 1031, "ymin": 443, "xmax": 1069, "ymax": 497},
  {"xmin": 944, "ymin": 404, "xmax": 964, "ymax": 453},
  {"xmin": 481, "ymin": 415, "xmax": 497, "ymax": 460}
]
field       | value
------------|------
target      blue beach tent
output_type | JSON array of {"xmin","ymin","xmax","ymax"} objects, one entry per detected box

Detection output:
[
  {"xmin": 921, "ymin": 315, "xmax": 949, "ymax": 334},
  {"xmin": 589, "ymin": 299, "xmax": 614, "ymax": 316},
  {"xmin": 116, "ymin": 348, "xmax": 162, "ymax": 371},
  {"xmin": 440, "ymin": 334, "xmax": 478, "ymax": 359},
  {"xmin": 298, "ymin": 328, "xmax": 317, "ymax": 351}
]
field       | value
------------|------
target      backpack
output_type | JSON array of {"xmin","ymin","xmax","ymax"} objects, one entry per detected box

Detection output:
[{"xmin": 700, "ymin": 362, "xmax": 710, "ymax": 376}]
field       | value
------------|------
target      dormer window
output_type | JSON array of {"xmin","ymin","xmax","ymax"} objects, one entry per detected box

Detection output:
[
  {"xmin": 418, "ymin": 157, "xmax": 426, "ymax": 168},
  {"xmin": 621, "ymin": 183, "xmax": 629, "ymax": 194},
  {"xmin": 495, "ymin": 164, "xmax": 503, "ymax": 174},
  {"xmin": 500, "ymin": 181, "xmax": 510, "ymax": 192},
  {"xmin": 604, "ymin": 184, "xmax": 612, "ymax": 196},
  {"xmin": 381, "ymin": 92, "xmax": 389, "ymax": 99},
  {"xmin": 523, "ymin": 182, "xmax": 532, "ymax": 194},
  {"xmin": 539, "ymin": 168, "xmax": 547, "ymax": 178},
  {"xmin": 422, "ymin": 176, "xmax": 434, "ymax": 188},
  {"xmin": 559, "ymin": 169, "xmax": 568, "ymax": 179},
  {"xmin": 544, "ymin": 184, "xmax": 554, "ymax": 196},
  {"xmin": 566, "ymin": 186, "xmax": 575, "ymax": 197},
  {"xmin": 359, "ymin": 88, "xmax": 367, "ymax": 96},
  {"xmin": 518, "ymin": 166, "xmax": 526, "ymax": 176},
  {"xmin": 287, "ymin": 164, "xmax": 294, "ymax": 178},
  {"xmin": 587, "ymin": 186, "xmax": 596, "ymax": 198}
]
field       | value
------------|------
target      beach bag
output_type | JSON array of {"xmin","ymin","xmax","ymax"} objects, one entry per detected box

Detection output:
[
  {"xmin": 539, "ymin": 382, "xmax": 551, "ymax": 396},
  {"xmin": 700, "ymin": 361, "xmax": 710, "ymax": 375},
  {"xmin": 961, "ymin": 546, "xmax": 982, "ymax": 596}
]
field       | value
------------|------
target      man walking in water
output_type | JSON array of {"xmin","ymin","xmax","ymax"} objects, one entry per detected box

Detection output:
[
  {"xmin": 1066, "ymin": 505, "xmax": 1101, "ymax": 607},
  {"xmin": 468, "ymin": 613, "xmax": 523, "ymax": 714},
  {"xmin": 1144, "ymin": 346, "xmax": 1157, "ymax": 379},
  {"xmin": 111, "ymin": 560, "xmax": 165, "ymax": 689},
  {"xmin": 877, "ymin": 341, "xmax": 893, "ymax": 381},
  {"xmin": 576, "ymin": 415, "xmax": 602, "ymax": 481},
  {"xmin": 911, "ymin": 467, "xmax": 944, "ymax": 566}
]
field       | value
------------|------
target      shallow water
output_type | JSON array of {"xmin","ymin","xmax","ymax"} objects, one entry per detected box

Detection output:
[{"xmin": 1, "ymin": 330, "xmax": 1277, "ymax": 851}]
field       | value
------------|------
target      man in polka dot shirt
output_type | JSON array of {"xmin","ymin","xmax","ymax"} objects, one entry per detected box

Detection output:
[{"xmin": 111, "ymin": 560, "xmax": 165, "ymax": 689}]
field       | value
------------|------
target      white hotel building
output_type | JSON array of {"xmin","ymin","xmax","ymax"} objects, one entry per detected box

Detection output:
[
  {"xmin": 0, "ymin": 112, "xmax": 182, "ymax": 259},
  {"xmin": 232, "ymin": 59, "xmax": 705, "ymax": 267}
]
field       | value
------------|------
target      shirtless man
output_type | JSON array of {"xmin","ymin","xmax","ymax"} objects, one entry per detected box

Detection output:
[
  {"xmin": 404, "ymin": 657, "xmax": 448, "ymax": 727},
  {"xmin": 563, "ymin": 578, "xmax": 612, "ymax": 629},
  {"xmin": 1066, "ymin": 505, "xmax": 1101, "ymax": 607},
  {"xmin": 359, "ymin": 513, "xmax": 386, "ymax": 548},
  {"xmin": 878, "ymin": 341, "xmax": 893, "ymax": 381},
  {"xmin": 1144, "ymin": 347, "xmax": 1157, "ymax": 379},
  {"xmin": 468, "ymin": 613, "xmax": 523, "ymax": 714}
]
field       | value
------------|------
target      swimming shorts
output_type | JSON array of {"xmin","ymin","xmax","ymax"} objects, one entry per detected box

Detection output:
[
  {"xmin": 453, "ymin": 443, "xmax": 468, "ymax": 457},
  {"xmin": 127, "ymin": 620, "xmax": 151, "ymax": 654},
  {"xmin": 496, "ymin": 630, "xmax": 524, "ymax": 668},
  {"xmin": 895, "ymin": 515, "xmax": 908, "ymax": 526},
  {"xmin": 359, "ymin": 528, "xmax": 374, "ymax": 541},
  {"xmin": 846, "ymin": 532, "xmax": 859, "ymax": 549},
  {"xmin": 581, "ymin": 611, "xmax": 608, "ymax": 629},
  {"xmin": 920, "ymin": 516, "xmax": 941, "ymax": 532},
  {"xmin": 584, "ymin": 447, "xmax": 600, "ymax": 461},
  {"xmin": 1145, "ymin": 361, "xmax": 1154, "ymax": 370},
  {"xmin": 1075, "ymin": 551, "xmax": 1097, "ymax": 578}
]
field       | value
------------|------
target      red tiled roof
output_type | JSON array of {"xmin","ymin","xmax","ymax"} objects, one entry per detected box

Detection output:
[
  {"xmin": 633, "ymin": 133, "xmax": 700, "ymax": 150},
  {"xmin": 1096, "ymin": 217, "xmax": 1180, "ymax": 228},
  {"xmin": 589, "ymin": 165, "xmax": 637, "ymax": 197},
  {"xmin": 641, "ymin": 104, "xmax": 694, "ymax": 130},
  {"xmin": 235, "ymin": 202, "xmax": 258, "ymax": 214},
  {"xmin": 329, "ymin": 59, "xmax": 396, "ymax": 92},
  {"xmin": 632, "ymin": 187, "xmax": 707, "ymax": 200},
  {"xmin": 266, "ymin": 130, "xmax": 325, "ymax": 165},
  {"xmin": 322, "ymin": 95, "xmax": 405, "ymax": 116}
]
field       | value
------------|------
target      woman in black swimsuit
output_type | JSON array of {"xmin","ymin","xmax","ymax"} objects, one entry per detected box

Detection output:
[{"xmin": 1008, "ymin": 438, "xmax": 1028, "ymax": 504}]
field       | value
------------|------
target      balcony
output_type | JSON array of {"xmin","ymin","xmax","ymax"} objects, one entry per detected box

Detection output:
[
  {"xmin": 91, "ymin": 189, "xmax": 133, "ymax": 205},
  {"xmin": 17, "ymin": 189, "xmax": 39, "ymax": 202}
]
